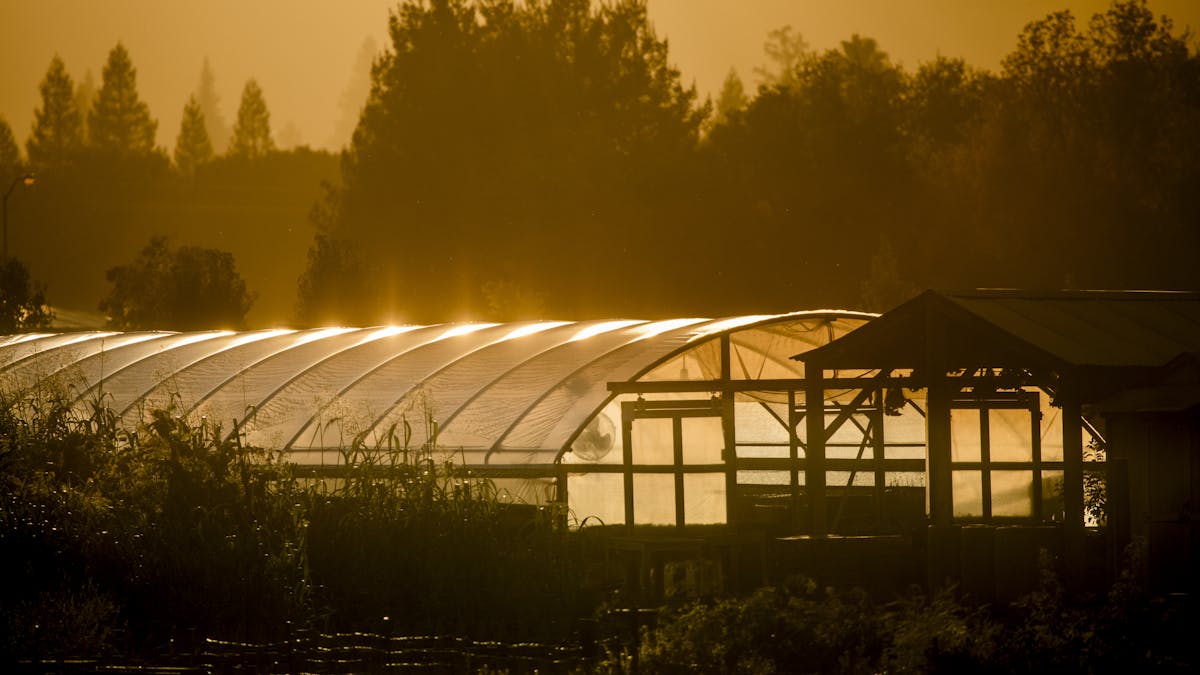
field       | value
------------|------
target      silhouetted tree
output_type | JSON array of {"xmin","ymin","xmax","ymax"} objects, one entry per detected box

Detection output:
[
  {"xmin": 100, "ymin": 236, "xmax": 255, "ymax": 330},
  {"xmin": 0, "ymin": 117, "xmax": 20, "ymax": 178},
  {"xmin": 26, "ymin": 56, "xmax": 83, "ymax": 166},
  {"xmin": 295, "ymin": 232, "xmax": 376, "ymax": 326},
  {"xmin": 89, "ymin": 43, "xmax": 158, "ymax": 156},
  {"xmin": 195, "ymin": 58, "xmax": 231, "ymax": 153},
  {"xmin": 174, "ymin": 95, "xmax": 213, "ymax": 175},
  {"xmin": 859, "ymin": 235, "xmax": 917, "ymax": 312},
  {"xmin": 0, "ymin": 258, "xmax": 52, "ymax": 332},
  {"xmin": 229, "ymin": 79, "xmax": 275, "ymax": 159},
  {"xmin": 708, "ymin": 68, "xmax": 748, "ymax": 131},
  {"xmin": 755, "ymin": 25, "xmax": 810, "ymax": 87},
  {"xmin": 308, "ymin": 0, "xmax": 705, "ymax": 321}
]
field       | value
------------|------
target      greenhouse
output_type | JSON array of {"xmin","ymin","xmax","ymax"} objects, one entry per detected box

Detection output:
[
  {"xmin": 8, "ymin": 291, "xmax": 1200, "ymax": 596},
  {"xmin": 0, "ymin": 304, "xmax": 1095, "ymax": 537}
]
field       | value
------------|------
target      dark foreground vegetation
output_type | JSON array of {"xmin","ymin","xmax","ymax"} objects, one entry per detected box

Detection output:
[{"xmin": 0, "ymin": 390, "xmax": 1195, "ymax": 673}]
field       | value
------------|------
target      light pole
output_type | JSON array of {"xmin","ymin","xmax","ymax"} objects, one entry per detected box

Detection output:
[{"xmin": 3, "ymin": 173, "xmax": 36, "ymax": 260}]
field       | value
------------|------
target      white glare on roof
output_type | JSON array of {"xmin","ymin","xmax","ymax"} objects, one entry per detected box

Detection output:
[
  {"xmin": 689, "ymin": 315, "xmax": 778, "ymax": 340},
  {"xmin": 226, "ymin": 329, "xmax": 296, "ymax": 349},
  {"xmin": 505, "ymin": 321, "xmax": 572, "ymax": 340},
  {"xmin": 570, "ymin": 320, "xmax": 645, "ymax": 342},
  {"xmin": 633, "ymin": 317, "xmax": 708, "ymax": 341},
  {"xmin": 292, "ymin": 327, "xmax": 359, "ymax": 346},
  {"xmin": 368, "ymin": 325, "xmax": 422, "ymax": 340},
  {"xmin": 441, "ymin": 323, "xmax": 499, "ymax": 339}
]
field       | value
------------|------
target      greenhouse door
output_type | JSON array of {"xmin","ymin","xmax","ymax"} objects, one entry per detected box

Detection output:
[{"xmin": 621, "ymin": 399, "xmax": 728, "ymax": 528}]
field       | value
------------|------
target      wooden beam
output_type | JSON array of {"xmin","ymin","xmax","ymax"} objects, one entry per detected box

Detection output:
[{"xmin": 805, "ymin": 365, "xmax": 827, "ymax": 534}]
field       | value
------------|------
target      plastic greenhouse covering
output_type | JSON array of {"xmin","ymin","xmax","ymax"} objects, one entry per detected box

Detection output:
[{"xmin": 0, "ymin": 312, "xmax": 870, "ymax": 469}]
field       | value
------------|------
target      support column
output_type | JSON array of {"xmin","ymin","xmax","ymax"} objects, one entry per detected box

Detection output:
[
  {"xmin": 927, "ymin": 375, "xmax": 953, "ymax": 525},
  {"xmin": 721, "ymin": 335, "xmax": 737, "ymax": 527},
  {"xmin": 1061, "ymin": 386, "xmax": 1086, "ymax": 591},
  {"xmin": 805, "ymin": 364, "xmax": 827, "ymax": 535}
]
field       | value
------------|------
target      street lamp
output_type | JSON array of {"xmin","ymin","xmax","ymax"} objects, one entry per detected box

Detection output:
[{"xmin": 3, "ymin": 173, "xmax": 36, "ymax": 260}]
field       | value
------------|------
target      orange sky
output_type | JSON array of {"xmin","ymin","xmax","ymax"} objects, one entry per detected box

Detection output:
[{"xmin": 2, "ymin": 0, "xmax": 1197, "ymax": 153}]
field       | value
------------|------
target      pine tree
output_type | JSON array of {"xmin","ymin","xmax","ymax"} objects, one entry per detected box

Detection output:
[
  {"xmin": 0, "ymin": 117, "xmax": 20, "ymax": 176},
  {"xmin": 711, "ymin": 68, "xmax": 748, "ymax": 128},
  {"xmin": 89, "ymin": 43, "xmax": 158, "ymax": 155},
  {"xmin": 26, "ymin": 55, "xmax": 83, "ymax": 166},
  {"xmin": 229, "ymin": 79, "xmax": 275, "ymax": 159},
  {"xmin": 174, "ymin": 95, "xmax": 213, "ymax": 175},
  {"xmin": 195, "ymin": 58, "xmax": 230, "ymax": 153}
]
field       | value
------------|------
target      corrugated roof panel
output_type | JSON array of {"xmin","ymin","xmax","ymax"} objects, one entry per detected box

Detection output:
[
  {"xmin": 436, "ymin": 321, "xmax": 652, "ymax": 450},
  {"xmin": 363, "ymin": 321, "xmax": 585, "ymax": 451},
  {"xmin": 220, "ymin": 326, "xmax": 438, "ymax": 448},
  {"xmin": 98, "ymin": 330, "xmax": 292, "ymax": 416},
  {"xmin": 2, "ymin": 332, "xmax": 167, "ymax": 394},
  {"xmin": 272, "ymin": 324, "xmax": 517, "ymax": 450},
  {"xmin": 949, "ymin": 293, "xmax": 1200, "ymax": 368}
]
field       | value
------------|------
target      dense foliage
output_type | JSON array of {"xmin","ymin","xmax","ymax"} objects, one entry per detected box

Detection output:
[
  {"xmin": 0, "ymin": 257, "xmax": 52, "ymax": 332},
  {"xmin": 297, "ymin": 0, "xmax": 1200, "ymax": 323},
  {"xmin": 99, "ymin": 236, "xmax": 255, "ymax": 330},
  {"xmin": 0, "ymin": 386, "xmax": 587, "ymax": 661}
]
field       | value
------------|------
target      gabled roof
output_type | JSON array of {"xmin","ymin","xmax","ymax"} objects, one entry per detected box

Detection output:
[{"xmin": 795, "ymin": 290, "xmax": 1200, "ymax": 375}]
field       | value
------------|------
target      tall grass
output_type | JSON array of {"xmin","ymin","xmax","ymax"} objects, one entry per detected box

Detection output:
[{"xmin": 0, "ymin": 384, "xmax": 585, "ymax": 660}]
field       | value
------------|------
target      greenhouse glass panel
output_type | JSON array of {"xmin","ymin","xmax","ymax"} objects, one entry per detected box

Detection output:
[
  {"xmin": 683, "ymin": 473, "xmax": 726, "ymax": 524},
  {"xmin": 631, "ymin": 417, "xmax": 673, "ymax": 464},
  {"xmin": 989, "ymin": 408, "xmax": 1033, "ymax": 462},
  {"xmin": 633, "ymin": 473, "xmax": 675, "ymax": 525},
  {"xmin": 567, "ymin": 473, "xmax": 624, "ymax": 527},
  {"xmin": 991, "ymin": 470, "xmax": 1035, "ymax": 517},
  {"xmin": 497, "ymin": 319, "xmax": 712, "ymax": 452},
  {"xmin": 436, "ymin": 321, "xmax": 649, "ymax": 451},
  {"xmin": 260, "ymin": 324, "xmax": 504, "ymax": 449},
  {"xmin": 95, "ymin": 330, "xmax": 287, "ymax": 415},
  {"xmin": 953, "ymin": 470, "xmax": 984, "ymax": 517},
  {"xmin": 951, "ymin": 409, "xmax": 982, "ymax": 462}
]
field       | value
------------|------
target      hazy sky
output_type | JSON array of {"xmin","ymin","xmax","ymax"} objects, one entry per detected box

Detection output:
[{"xmin": 3, "ymin": 0, "xmax": 1198, "ymax": 153}]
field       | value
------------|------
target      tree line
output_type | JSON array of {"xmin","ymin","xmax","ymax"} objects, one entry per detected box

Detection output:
[
  {"xmin": 1, "ymin": 43, "xmax": 336, "ymax": 330},
  {"xmin": 2, "ymin": 0, "xmax": 1197, "ymax": 331}
]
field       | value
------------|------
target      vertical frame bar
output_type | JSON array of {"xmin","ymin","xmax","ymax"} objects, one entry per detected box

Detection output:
[
  {"xmin": 622, "ymin": 400, "xmax": 635, "ymax": 531},
  {"xmin": 805, "ymin": 366, "xmax": 827, "ymax": 534},
  {"xmin": 871, "ymin": 388, "xmax": 887, "ymax": 524},
  {"xmin": 980, "ymin": 407, "xmax": 992, "ymax": 519},
  {"xmin": 720, "ymin": 334, "xmax": 737, "ymax": 528},
  {"xmin": 673, "ymin": 416, "xmax": 685, "ymax": 528}
]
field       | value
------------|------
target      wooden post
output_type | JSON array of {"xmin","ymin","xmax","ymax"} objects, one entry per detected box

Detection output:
[
  {"xmin": 927, "ymin": 375, "xmax": 954, "ymax": 525},
  {"xmin": 1061, "ymin": 385, "xmax": 1086, "ymax": 591},
  {"xmin": 721, "ymin": 335, "xmax": 737, "ymax": 528},
  {"xmin": 805, "ymin": 363, "xmax": 827, "ymax": 535}
]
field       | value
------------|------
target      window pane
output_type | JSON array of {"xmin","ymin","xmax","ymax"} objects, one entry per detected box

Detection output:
[
  {"xmin": 1042, "ymin": 470, "xmax": 1065, "ymax": 523},
  {"xmin": 682, "ymin": 416, "xmax": 724, "ymax": 464},
  {"xmin": 885, "ymin": 471, "xmax": 925, "ymax": 487},
  {"xmin": 953, "ymin": 470, "xmax": 983, "ymax": 517},
  {"xmin": 567, "ymin": 473, "xmax": 625, "ymax": 527},
  {"xmin": 736, "ymin": 444, "xmax": 788, "ymax": 459},
  {"xmin": 951, "ymin": 410, "xmax": 981, "ymax": 462},
  {"xmin": 737, "ymin": 470, "xmax": 791, "ymax": 485},
  {"xmin": 633, "ymin": 473, "xmax": 675, "ymax": 525},
  {"xmin": 989, "ymin": 409, "xmax": 1032, "ymax": 461},
  {"xmin": 684, "ymin": 473, "xmax": 726, "ymax": 524},
  {"xmin": 631, "ymin": 417, "xmax": 673, "ymax": 464},
  {"xmin": 991, "ymin": 470, "xmax": 1034, "ymax": 517}
]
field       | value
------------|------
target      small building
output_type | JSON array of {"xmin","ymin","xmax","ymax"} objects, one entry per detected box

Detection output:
[{"xmin": 796, "ymin": 289, "xmax": 1200, "ymax": 595}]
